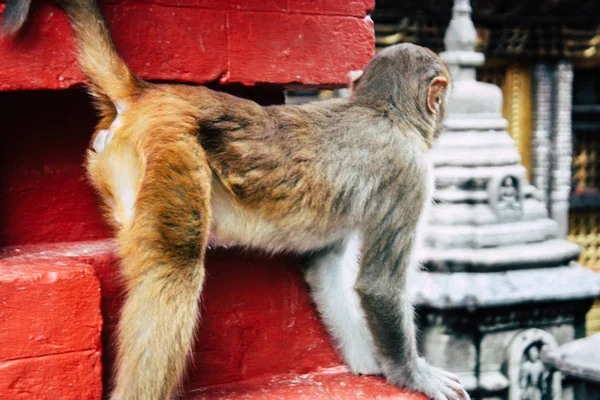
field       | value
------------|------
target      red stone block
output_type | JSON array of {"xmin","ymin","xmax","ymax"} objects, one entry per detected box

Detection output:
[
  {"xmin": 0, "ymin": 257, "xmax": 102, "ymax": 361},
  {"xmin": 185, "ymin": 249, "xmax": 340, "ymax": 388},
  {"xmin": 0, "ymin": 2, "xmax": 229, "ymax": 90},
  {"xmin": 130, "ymin": 0, "xmax": 374, "ymax": 15},
  {"xmin": 138, "ymin": 0, "xmax": 288, "ymax": 12},
  {"xmin": 188, "ymin": 367, "xmax": 426, "ymax": 400},
  {"xmin": 0, "ymin": 242, "xmax": 340, "ymax": 390},
  {"xmin": 103, "ymin": 4, "xmax": 228, "ymax": 83},
  {"xmin": 0, "ymin": 87, "xmax": 285, "ymax": 247},
  {"xmin": 225, "ymin": 0, "xmax": 287, "ymax": 12},
  {"xmin": 0, "ymin": 255, "xmax": 102, "ymax": 399},
  {"xmin": 226, "ymin": 11, "xmax": 374, "ymax": 86},
  {"xmin": 0, "ymin": 241, "xmax": 422, "ymax": 399},
  {"xmin": 0, "ymin": 350, "xmax": 102, "ymax": 400},
  {"xmin": 0, "ymin": 0, "xmax": 374, "ymax": 90},
  {"xmin": 0, "ymin": 3, "xmax": 83, "ymax": 91}
]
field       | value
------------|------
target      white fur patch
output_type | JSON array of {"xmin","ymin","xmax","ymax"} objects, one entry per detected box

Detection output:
[
  {"xmin": 97, "ymin": 141, "xmax": 140, "ymax": 226},
  {"xmin": 93, "ymin": 129, "xmax": 112, "ymax": 153},
  {"xmin": 112, "ymin": 152, "xmax": 138, "ymax": 224},
  {"xmin": 115, "ymin": 100, "xmax": 127, "ymax": 115},
  {"xmin": 304, "ymin": 233, "xmax": 381, "ymax": 375},
  {"xmin": 92, "ymin": 116, "xmax": 123, "ymax": 153},
  {"xmin": 348, "ymin": 70, "xmax": 364, "ymax": 82}
]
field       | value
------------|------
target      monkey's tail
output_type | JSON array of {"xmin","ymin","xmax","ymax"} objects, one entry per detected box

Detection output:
[{"xmin": 58, "ymin": 0, "xmax": 143, "ymax": 104}]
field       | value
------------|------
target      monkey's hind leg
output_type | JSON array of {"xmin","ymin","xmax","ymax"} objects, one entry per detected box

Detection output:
[
  {"xmin": 108, "ymin": 135, "xmax": 212, "ymax": 400},
  {"xmin": 303, "ymin": 233, "xmax": 381, "ymax": 375}
]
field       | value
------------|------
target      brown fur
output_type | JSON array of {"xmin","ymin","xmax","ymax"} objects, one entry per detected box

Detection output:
[
  {"xmin": 3, "ymin": 1, "xmax": 469, "ymax": 400},
  {"xmin": 86, "ymin": 87, "xmax": 211, "ymax": 398}
]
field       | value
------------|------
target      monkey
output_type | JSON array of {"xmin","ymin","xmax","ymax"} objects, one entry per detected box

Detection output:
[{"xmin": 2, "ymin": 2, "xmax": 468, "ymax": 400}]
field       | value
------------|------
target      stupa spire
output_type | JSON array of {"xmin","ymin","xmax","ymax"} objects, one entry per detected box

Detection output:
[{"xmin": 439, "ymin": 0, "xmax": 484, "ymax": 82}]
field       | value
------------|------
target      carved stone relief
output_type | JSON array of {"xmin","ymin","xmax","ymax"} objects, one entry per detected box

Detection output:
[
  {"xmin": 507, "ymin": 329, "xmax": 561, "ymax": 400},
  {"xmin": 488, "ymin": 173, "xmax": 525, "ymax": 221}
]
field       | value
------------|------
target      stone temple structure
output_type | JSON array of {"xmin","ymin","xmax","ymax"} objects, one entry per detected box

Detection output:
[{"xmin": 409, "ymin": 0, "xmax": 600, "ymax": 399}]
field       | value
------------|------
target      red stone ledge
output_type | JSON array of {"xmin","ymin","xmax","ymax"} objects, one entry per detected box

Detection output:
[
  {"xmin": 188, "ymin": 366, "xmax": 426, "ymax": 400},
  {"xmin": 0, "ymin": 255, "xmax": 103, "ymax": 399},
  {"xmin": 0, "ymin": 0, "xmax": 375, "ymax": 91},
  {"xmin": 0, "ymin": 350, "xmax": 102, "ymax": 400},
  {"xmin": 0, "ymin": 241, "xmax": 423, "ymax": 399}
]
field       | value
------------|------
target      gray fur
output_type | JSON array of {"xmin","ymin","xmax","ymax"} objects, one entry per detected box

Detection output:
[{"xmin": 1, "ymin": 0, "xmax": 31, "ymax": 35}]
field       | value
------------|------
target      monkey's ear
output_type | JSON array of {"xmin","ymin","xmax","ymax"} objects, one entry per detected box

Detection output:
[
  {"xmin": 348, "ymin": 70, "xmax": 364, "ymax": 94},
  {"xmin": 427, "ymin": 77, "xmax": 448, "ymax": 114}
]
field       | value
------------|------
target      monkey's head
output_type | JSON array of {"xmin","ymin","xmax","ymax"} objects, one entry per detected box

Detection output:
[{"xmin": 351, "ymin": 43, "xmax": 451, "ymax": 147}]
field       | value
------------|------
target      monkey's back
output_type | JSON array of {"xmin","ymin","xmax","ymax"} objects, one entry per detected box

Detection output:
[{"xmin": 195, "ymin": 90, "xmax": 430, "ymax": 250}]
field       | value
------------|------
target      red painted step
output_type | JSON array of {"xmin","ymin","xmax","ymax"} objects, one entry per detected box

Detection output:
[
  {"xmin": 0, "ymin": 255, "xmax": 103, "ymax": 400},
  {"xmin": 0, "ymin": 0, "xmax": 375, "ymax": 90},
  {"xmin": 188, "ymin": 367, "xmax": 425, "ymax": 400},
  {"xmin": 0, "ymin": 241, "xmax": 424, "ymax": 399}
]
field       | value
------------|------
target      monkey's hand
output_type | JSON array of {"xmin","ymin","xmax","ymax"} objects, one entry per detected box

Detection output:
[{"xmin": 394, "ymin": 358, "xmax": 470, "ymax": 400}]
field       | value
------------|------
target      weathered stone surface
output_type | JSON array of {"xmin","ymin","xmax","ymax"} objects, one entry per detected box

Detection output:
[
  {"xmin": 0, "ymin": 350, "xmax": 102, "ymax": 400},
  {"xmin": 0, "ymin": 256, "xmax": 103, "ymax": 399},
  {"xmin": 423, "ymin": 240, "xmax": 581, "ymax": 272},
  {"xmin": 426, "ymin": 219, "xmax": 559, "ymax": 250},
  {"xmin": 433, "ymin": 165, "xmax": 527, "ymax": 184},
  {"xmin": 542, "ymin": 334, "xmax": 600, "ymax": 383},
  {"xmin": 429, "ymin": 133, "xmax": 522, "ymax": 166},
  {"xmin": 424, "ymin": 35, "xmax": 580, "ymax": 272},
  {"xmin": 411, "ymin": 265, "xmax": 600, "ymax": 309},
  {"xmin": 506, "ymin": 329, "xmax": 562, "ymax": 400},
  {"xmin": 444, "ymin": 81, "xmax": 504, "ymax": 116},
  {"xmin": 227, "ymin": 11, "xmax": 374, "ymax": 86},
  {"xmin": 429, "ymin": 200, "xmax": 548, "ymax": 226}
]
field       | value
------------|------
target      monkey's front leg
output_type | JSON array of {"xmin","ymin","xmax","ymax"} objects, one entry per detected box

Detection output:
[{"xmin": 355, "ymin": 228, "xmax": 469, "ymax": 400}]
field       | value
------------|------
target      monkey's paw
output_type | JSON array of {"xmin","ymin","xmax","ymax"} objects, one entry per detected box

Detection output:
[{"xmin": 400, "ymin": 358, "xmax": 470, "ymax": 400}]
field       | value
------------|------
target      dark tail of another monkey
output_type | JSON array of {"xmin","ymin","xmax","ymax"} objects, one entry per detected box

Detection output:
[{"xmin": 1, "ymin": 0, "xmax": 32, "ymax": 35}]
